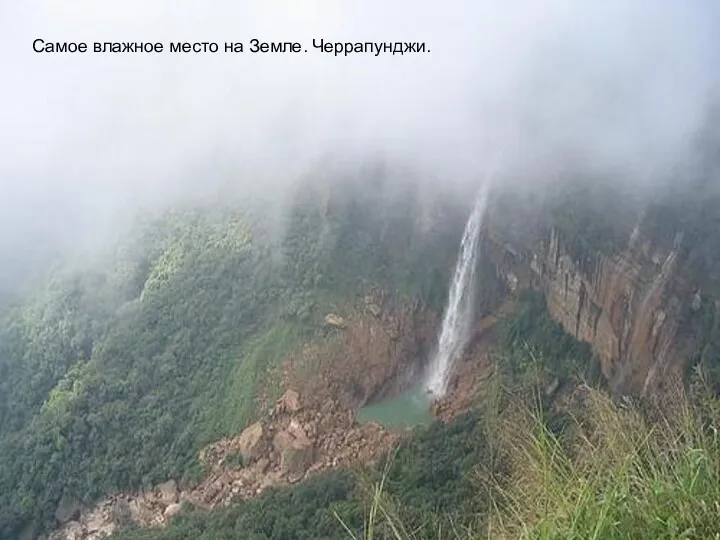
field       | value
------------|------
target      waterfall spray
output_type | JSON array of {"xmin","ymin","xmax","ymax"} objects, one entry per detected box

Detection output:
[{"xmin": 424, "ymin": 182, "xmax": 490, "ymax": 399}]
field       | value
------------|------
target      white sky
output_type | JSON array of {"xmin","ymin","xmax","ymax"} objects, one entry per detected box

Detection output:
[{"xmin": 0, "ymin": 0, "xmax": 718, "ymax": 249}]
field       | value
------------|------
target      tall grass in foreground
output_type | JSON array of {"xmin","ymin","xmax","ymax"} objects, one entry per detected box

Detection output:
[
  {"xmin": 335, "ymin": 446, "xmax": 473, "ymax": 540},
  {"xmin": 489, "ymin": 373, "xmax": 720, "ymax": 539},
  {"xmin": 335, "ymin": 450, "xmax": 413, "ymax": 540},
  {"xmin": 350, "ymin": 367, "xmax": 720, "ymax": 539}
]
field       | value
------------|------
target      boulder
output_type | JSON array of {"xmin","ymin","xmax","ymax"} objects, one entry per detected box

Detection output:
[
  {"xmin": 55, "ymin": 495, "xmax": 82, "ymax": 524},
  {"xmin": 287, "ymin": 418, "xmax": 309, "ymax": 440},
  {"xmin": 275, "ymin": 389, "xmax": 301, "ymax": 414},
  {"xmin": 273, "ymin": 428, "xmax": 314, "ymax": 478},
  {"xmin": 87, "ymin": 523, "xmax": 116, "ymax": 539},
  {"xmin": 109, "ymin": 499, "xmax": 132, "ymax": 526},
  {"xmin": 236, "ymin": 421, "xmax": 265, "ymax": 464},
  {"xmin": 164, "ymin": 503, "xmax": 182, "ymax": 519},
  {"xmin": 324, "ymin": 314, "xmax": 347, "ymax": 329},
  {"xmin": 156, "ymin": 480, "xmax": 179, "ymax": 505},
  {"xmin": 85, "ymin": 511, "xmax": 108, "ymax": 533},
  {"xmin": 63, "ymin": 521, "xmax": 83, "ymax": 540}
]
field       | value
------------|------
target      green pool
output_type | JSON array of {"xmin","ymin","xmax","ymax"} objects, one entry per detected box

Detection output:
[{"xmin": 356, "ymin": 387, "xmax": 433, "ymax": 429}]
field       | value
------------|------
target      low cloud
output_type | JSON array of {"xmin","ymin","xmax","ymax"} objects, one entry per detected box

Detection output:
[{"xmin": 0, "ymin": 0, "xmax": 718, "ymax": 255}]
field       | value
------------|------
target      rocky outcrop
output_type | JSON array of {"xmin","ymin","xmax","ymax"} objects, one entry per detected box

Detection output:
[
  {"xmin": 46, "ymin": 498, "xmax": 123, "ymax": 540},
  {"xmin": 519, "ymin": 226, "xmax": 695, "ymax": 396},
  {"xmin": 54, "ymin": 496, "xmax": 82, "ymax": 525},
  {"xmin": 483, "ymin": 180, "xmax": 720, "ymax": 399},
  {"xmin": 155, "ymin": 481, "xmax": 178, "ymax": 506},
  {"xmin": 274, "ymin": 389, "xmax": 301, "ymax": 415},
  {"xmin": 299, "ymin": 289, "xmax": 438, "ymax": 411},
  {"xmin": 46, "ymin": 286, "xmax": 446, "ymax": 540},
  {"xmin": 236, "ymin": 422, "xmax": 265, "ymax": 463},
  {"xmin": 163, "ymin": 504, "xmax": 181, "ymax": 520},
  {"xmin": 324, "ymin": 314, "xmax": 348, "ymax": 329},
  {"xmin": 273, "ymin": 421, "xmax": 315, "ymax": 479},
  {"xmin": 48, "ymin": 389, "xmax": 401, "ymax": 540}
]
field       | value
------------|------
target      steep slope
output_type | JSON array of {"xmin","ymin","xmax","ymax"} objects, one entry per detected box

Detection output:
[
  {"xmin": 0, "ymin": 172, "xmax": 478, "ymax": 540},
  {"xmin": 487, "ymin": 173, "xmax": 720, "ymax": 398}
]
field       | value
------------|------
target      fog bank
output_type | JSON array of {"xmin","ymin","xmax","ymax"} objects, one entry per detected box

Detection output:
[{"xmin": 0, "ymin": 0, "xmax": 718, "ymax": 257}]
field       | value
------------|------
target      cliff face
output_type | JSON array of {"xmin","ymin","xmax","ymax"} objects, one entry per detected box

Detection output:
[
  {"xmin": 490, "ymin": 209, "xmax": 711, "ymax": 397},
  {"xmin": 532, "ymin": 226, "xmax": 684, "ymax": 395}
]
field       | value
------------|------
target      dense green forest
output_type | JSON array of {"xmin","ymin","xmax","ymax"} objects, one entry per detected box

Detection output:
[
  {"xmin": 0, "ymin": 177, "xmax": 466, "ymax": 539},
  {"xmin": 107, "ymin": 292, "xmax": 594, "ymax": 540}
]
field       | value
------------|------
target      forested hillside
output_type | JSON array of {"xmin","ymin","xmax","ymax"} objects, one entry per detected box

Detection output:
[
  {"xmin": 0, "ymin": 174, "xmax": 466, "ymax": 539},
  {"xmin": 101, "ymin": 291, "xmax": 601, "ymax": 540}
]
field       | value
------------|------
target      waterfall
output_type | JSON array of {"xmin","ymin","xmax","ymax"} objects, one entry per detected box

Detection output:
[{"xmin": 424, "ymin": 182, "xmax": 490, "ymax": 399}]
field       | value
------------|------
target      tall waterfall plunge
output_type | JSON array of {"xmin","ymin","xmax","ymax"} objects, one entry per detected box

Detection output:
[{"xmin": 424, "ymin": 183, "xmax": 489, "ymax": 399}]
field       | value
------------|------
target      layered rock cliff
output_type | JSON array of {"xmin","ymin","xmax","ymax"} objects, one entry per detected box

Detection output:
[{"xmin": 488, "ymin": 199, "xmax": 716, "ymax": 397}]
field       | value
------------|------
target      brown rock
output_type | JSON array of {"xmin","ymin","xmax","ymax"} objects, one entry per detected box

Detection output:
[
  {"xmin": 84, "ymin": 511, "xmax": 107, "ymax": 533},
  {"xmin": 255, "ymin": 457, "xmax": 270, "ymax": 474},
  {"xmin": 156, "ymin": 480, "xmax": 179, "ymax": 505},
  {"xmin": 236, "ymin": 421, "xmax": 265, "ymax": 464},
  {"xmin": 63, "ymin": 521, "xmax": 83, "ymax": 540},
  {"xmin": 275, "ymin": 389, "xmax": 301, "ymax": 414},
  {"xmin": 273, "ymin": 429, "xmax": 315, "ymax": 478},
  {"xmin": 54, "ymin": 495, "xmax": 82, "ymax": 524},
  {"xmin": 164, "ymin": 503, "xmax": 182, "ymax": 520},
  {"xmin": 202, "ymin": 483, "xmax": 221, "ymax": 503},
  {"xmin": 324, "ymin": 314, "xmax": 348, "ymax": 329},
  {"xmin": 526, "ymin": 227, "xmax": 684, "ymax": 396},
  {"xmin": 287, "ymin": 419, "xmax": 308, "ymax": 440}
]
